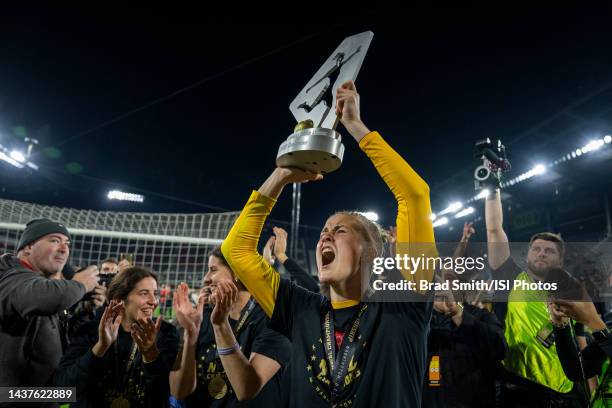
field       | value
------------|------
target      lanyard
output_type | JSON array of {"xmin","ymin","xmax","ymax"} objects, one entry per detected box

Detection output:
[
  {"xmin": 114, "ymin": 338, "xmax": 139, "ymax": 392},
  {"xmin": 321, "ymin": 303, "xmax": 368, "ymax": 399},
  {"xmin": 233, "ymin": 297, "xmax": 256, "ymax": 338}
]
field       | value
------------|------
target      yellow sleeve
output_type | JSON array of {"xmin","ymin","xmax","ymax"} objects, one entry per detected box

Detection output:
[
  {"xmin": 221, "ymin": 191, "xmax": 280, "ymax": 317},
  {"xmin": 359, "ymin": 131, "xmax": 436, "ymax": 284}
]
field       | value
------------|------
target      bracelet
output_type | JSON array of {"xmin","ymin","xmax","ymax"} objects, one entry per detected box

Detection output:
[
  {"xmin": 217, "ymin": 343, "xmax": 240, "ymax": 356},
  {"xmin": 452, "ymin": 302, "xmax": 464, "ymax": 316}
]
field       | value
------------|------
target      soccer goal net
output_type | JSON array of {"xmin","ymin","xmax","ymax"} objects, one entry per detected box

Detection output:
[{"xmin": 0, "ymin": 198, "xmax": 240, "ymax": 315}]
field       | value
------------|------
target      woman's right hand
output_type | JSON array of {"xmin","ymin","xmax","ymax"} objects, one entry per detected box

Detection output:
[
  {"xmin": 274, "ymin": 167, "xmax": 323, "ymax": 184},
  {"xmin": 174, "ymin": 283, "xmax": 205, "ymax": 345},
  {"xmin": 552, "ymin": 299, "xmax": 606, "ymax": 330},
  {"xmin": 93, "ymin": 299, "xmax": 124, "ymax": 356},
  {"xmin": 547, "ymin": 301, "xmax": 569, "ymax": 326},
  {"xmin": 210, "ymin": 281, "xmax": 238, "ymax": 327},
  {"xmin": 258, "ymin": 167, "xmax": 323, "ymax": 200}
]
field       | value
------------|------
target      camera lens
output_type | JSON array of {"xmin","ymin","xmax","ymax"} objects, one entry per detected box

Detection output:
[{"xmin": 475, "ymin": 166, "xmax": 490, "ymax": 181}]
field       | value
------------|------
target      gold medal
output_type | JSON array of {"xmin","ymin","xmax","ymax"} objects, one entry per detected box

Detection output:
[
  {"xmin": 110, "ymin": 396, "xmax": 130, "ymax": 408},
  {"xmin": 208, "ymin": 375, "xmax": 228, "ymax": 399}
]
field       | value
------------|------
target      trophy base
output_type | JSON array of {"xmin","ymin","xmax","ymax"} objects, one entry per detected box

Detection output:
[{"xmin": 276, "ymin": 128, "xmax": 344, "ymax": 174}]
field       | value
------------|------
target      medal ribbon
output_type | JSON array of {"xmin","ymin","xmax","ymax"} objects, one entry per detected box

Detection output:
[{"xmin": 321, "ymin": 303, "xmax": 368, "ymax": 401}]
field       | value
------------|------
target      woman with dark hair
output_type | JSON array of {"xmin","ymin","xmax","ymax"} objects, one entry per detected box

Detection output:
[
  {"xmin": 169, "ymin": 246, "xmax": 291, "ymax": 407},
  {"xmin": 221, "ymin": 80, "xmax": 436, "ymax": 407},
  {"xmin": 55, "ymin": 266, "xmax": 180, "ymax": 407}
]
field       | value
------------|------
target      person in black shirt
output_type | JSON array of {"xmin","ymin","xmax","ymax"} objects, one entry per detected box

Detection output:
[
  {"xmin": 55, "ymin": 266, "xmax": 180, "ymax": 407},
  {"xmin": 170, "ymin": 247, "xmax": 290, "ymax": 407},
  {"xmin": 62, "ymin": 267, "xmax": 109, "ymax": 348},
  {"xmin": 263, "ymin": 226, "xmax": 319, "ymax": 293},
  {"xmin": 221, "ymin": 81, "xmax": 436, "ymax": 407},
  {"xmin": 422, "ymin": 290, "xmax": 506, "ymax": 408},
  {"xmin": 422, "ymin": 222, "xmax": 506, "ymax": 408},
  {"xmin": 551, "ymin": 298, "xmax": 612, "ymax": 385}
]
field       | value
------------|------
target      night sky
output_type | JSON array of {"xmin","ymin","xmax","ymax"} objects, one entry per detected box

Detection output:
[{"xmin": 2, "ymin": 5, "xmax": 612, "ymax": 239}]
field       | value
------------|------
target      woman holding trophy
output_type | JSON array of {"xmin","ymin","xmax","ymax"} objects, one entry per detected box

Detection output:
[{"xmin": 221, "ymin": 80, "xmax": 436, "ymax": 407}]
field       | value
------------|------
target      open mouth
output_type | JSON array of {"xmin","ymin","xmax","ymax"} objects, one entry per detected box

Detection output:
[{"xmin": 321, "ymin": 247, "xmax": 336, "ymax": 267}]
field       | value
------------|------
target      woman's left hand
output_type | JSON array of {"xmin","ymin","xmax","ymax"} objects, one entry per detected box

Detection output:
[
  {"xmin": 131, "ymin": 317, "xmax": 162, "ymax": 362},
  {"xmin": 336, "ymin": 80, "xmax": 370, "ymax": 141}
]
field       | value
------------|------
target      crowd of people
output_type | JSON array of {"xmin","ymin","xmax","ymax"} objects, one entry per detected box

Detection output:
[{"xmin": 0, "ymin": 80, "xmax": 610, "ymax": 407}]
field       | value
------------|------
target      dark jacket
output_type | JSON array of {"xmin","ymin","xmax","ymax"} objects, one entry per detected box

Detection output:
[
  {"xmin": 422, "ymin": 304, "xmax": 507, "ymax": 408},
  {"xmin": 0, "ymin": 253, "xmax": 86, "ymax": 387}
]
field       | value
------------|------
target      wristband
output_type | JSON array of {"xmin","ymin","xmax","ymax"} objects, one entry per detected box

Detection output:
[
  {"xmin": 217, "ymin": 343, "xmax": 240, "ymax": 356},
  {"xmin": 593, "ymin": 327, "xmax": 611, "ymax": 342}
]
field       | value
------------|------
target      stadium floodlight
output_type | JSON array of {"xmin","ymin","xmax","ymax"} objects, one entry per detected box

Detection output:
[
  {"xmin": 432, "ymin": 217, "xmax": 449, "ymax": 228},
  {"xmin": 429, "ymin": 213, "xmax": 437, "ymax": 221},
  {"xmin": 107, "ymin": 190, "xmax": 145, "ymax": 203},
  {"xmin": 9, "ymin": 150, "xmax": 25, "ymax": 163},
  {"xmin": 581, "ymin": 139, "xmax": 604, "ymax": 154},
  {"xmin": 0, "ymin": 143, "xmax": 37, "ymax": 170},
  {"xmin": 435, "ymin": 132, "xmax": 612, "ymax": 224},
  {"xmin": 438, "ymin": 201, "xmax": 463, "ymax": 216},
  {"xmin": 454, "ymin": 207, "xmax": 475, "ymax": 218},
  {"xmin": 559, "ymin": 136, "xmax": 611, "ymax": 165},
  {"xmin": 532, "ymin": 164, "xmax": 547, "ymax": 176},
  {"xmin": 0, "ymin": 151, "xmax": 24, "ymax": 168},
  {"xmin": 359, "ymin": 211, "xmax": 379, "ymax": 222},
  {"xmin": 504, "ymin": 163, "xmax": 548, "ymax": 187},
  {"xmin": 474, "ymin": 189, "xmax": 490, "ymax": 200}
]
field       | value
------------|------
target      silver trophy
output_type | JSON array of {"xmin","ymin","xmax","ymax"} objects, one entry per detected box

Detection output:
[{"xmin": 276, "ymin": 31, "xmax": 374, "ymax": 174}]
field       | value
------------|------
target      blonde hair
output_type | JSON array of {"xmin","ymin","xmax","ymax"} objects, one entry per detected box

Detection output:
[
  {"xmin": 333, "ymin": 211, "xmax": 385, "ymax": 258},
  {"xmin": 319, "ymin": 211, "xmax": 386, "ymax": 298}
]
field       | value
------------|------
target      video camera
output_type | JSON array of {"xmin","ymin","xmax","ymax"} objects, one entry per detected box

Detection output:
[
  {"xmin": 473, "ymin": 138, "xmax": 511, "ymax": 190},
  {"xmin": 67, "ymin": 265, "xmax": 115, "ymax": 304},
  {"xmin": 64, "ymin": 264, "xmax": 114, "ymax": 287},
  {"xmin": 98, "ymin": 273, "xmax": 114, "ymax": 288}
]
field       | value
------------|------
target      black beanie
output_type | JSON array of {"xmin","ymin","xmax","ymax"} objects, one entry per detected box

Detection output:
[{"xmin": 17, "ymin": 218, "xmax": 71, "ymax": 251}]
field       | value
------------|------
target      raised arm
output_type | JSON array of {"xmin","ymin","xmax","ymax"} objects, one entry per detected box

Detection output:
[
  {"xmin": 272, "ymin": 227, "xmax": 320, "ymax": 293},
  {"xmin": 5, "ymin": 270, "xmax": 87, "ymax": 317},
  {"xmin": 169, "ymin": 283, "xmax": 204, "ymax": 399},
  {"xmin": 337, "ymin": 81, "xmax": 436, "ymax": 283},
  {"xmin": 221, "ymin": 169, "xmax": 321, "ymax": 317},
  {"xmin": 485, "ymin": 189, "xmax": 511, "ymax": 270}
]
